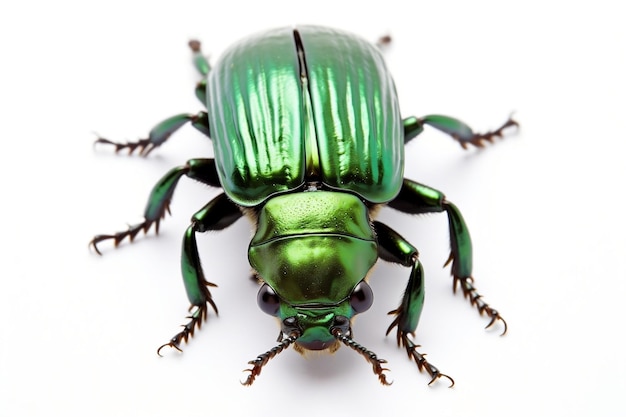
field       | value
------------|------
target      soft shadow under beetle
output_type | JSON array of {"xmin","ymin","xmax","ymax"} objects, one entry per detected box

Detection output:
[{"xmin": 91, "ymin": 26, "xmax": 516, "ymax": 386}]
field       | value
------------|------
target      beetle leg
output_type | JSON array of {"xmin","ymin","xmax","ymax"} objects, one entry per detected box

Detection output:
[
  {"xmin": 194, "ymin": 79, "xmax": 208, "ymax": 108},
  {"xmin": 374, "ymin": 221, "xmax": 423, "ymax": 335},
  {"xmin": 374, "ymin": 221, "xmax": 453, "ymax": 387},
  {"xmin": 94, "ymin": 111, "xmax": 210, "ymax": 156},
  {"xmin": 90, "ymin": 158, "xmax": 221, "ymax": 254},
  {"xmin": 159, "ymin": 193, "xmax": 243, "ymax": 354},
  {"xmin": 188, "ymin": 39, "xmax": 210, "ymax": 106},
  {"xmin": 95, "ymin": 40, "xmax": 212, "ymax": 156},
  {"xmin": 188, "ymin": 39, "xmax": 211, "ymax": 77},
  {"xmin": 403, "ymin": 114, "xmax": 518, "ymax": 148},
  {"xmin": 388, "ymin": 179, "xmax": 507, "ymax": 335}
]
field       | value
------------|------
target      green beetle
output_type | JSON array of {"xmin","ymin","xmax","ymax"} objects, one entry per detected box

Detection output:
[{"xmin": 91, "ymin": 26, "xmax": 515, "ymax": 386}]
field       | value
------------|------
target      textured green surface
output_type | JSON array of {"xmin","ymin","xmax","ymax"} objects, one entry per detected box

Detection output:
[
  {"xmin": 207, "ymin": 26, "xmax": 403, "ymax": 206},
  {"xmin": 299, "ymin": 26, "xmax": 403, "ymax": 203},
  {"xmin": 248, "ymin": 191, "xmax": 377, "ymax": 305},
  {"xmin": 207, "ymin": 27, "xmax": 305, "ymax": 206}
]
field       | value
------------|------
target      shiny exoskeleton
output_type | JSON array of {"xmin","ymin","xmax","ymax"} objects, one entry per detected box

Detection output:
[{"xmin": 91, "ymin": 26, "xmax": 515, "ymax": 386}]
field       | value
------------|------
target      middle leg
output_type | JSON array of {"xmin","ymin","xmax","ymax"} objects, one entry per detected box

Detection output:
[
  {"xmin": 403, "ymin": 114, "xmax": 517, "ymax": 148},
  {"xmin": 90, "ymin": 158, "xmax": 221, "ymax": 254}
]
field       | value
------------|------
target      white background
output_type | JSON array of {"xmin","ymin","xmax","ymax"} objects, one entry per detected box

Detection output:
[{"xmin": 1, "ymin": 1, "xmax": 624, "ymax": 416}]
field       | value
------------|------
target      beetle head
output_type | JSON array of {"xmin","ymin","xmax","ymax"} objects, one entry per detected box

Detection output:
[
  {"xmin": 244, "ymin": 278, "xmax": 390, "ymax": 386},
  {"xmin": 256, "ymin": 279, "xmax": 373, "ymax": 352}
]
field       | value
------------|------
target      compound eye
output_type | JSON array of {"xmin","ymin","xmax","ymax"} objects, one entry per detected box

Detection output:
[
  {"xmin": 257, "ymin": 284, "xmax": 280, "ymax": 316},
  {"xmin": 349, "ymin": 281, "xmax": 374, "ymax": 314}
]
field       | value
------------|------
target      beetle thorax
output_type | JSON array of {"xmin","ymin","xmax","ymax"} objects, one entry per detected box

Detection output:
[{"xmin": 248, "ymin": 191, "xmax": 377, "ymax": 306}]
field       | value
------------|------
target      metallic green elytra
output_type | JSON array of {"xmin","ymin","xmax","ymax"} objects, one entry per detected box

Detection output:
[
  {"xmin": 91, "ymin": 25, "xmax": 517, "ymax": 386},
  {"xmin": 207, "ymin": 26, "xmax": 402, "ymax": 206}
]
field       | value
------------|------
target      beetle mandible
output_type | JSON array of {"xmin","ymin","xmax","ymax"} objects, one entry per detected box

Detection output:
[{"xmin": 91, "ymin": 25, "xmax": 516, "ymax": 386}]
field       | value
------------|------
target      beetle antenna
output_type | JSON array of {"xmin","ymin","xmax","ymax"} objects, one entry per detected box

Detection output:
[
  {"xmin": 333, "ymin": 329, "xmax": 392, "ymax": 385},
  {"xmin": 241, "ymin": 333, "xmax": 299, "ymax": 386}
]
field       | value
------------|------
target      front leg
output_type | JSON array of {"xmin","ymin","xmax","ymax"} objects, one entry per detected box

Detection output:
[
  {"xmin": 388, "ymin": 179, "xmax": 507, "ymax": 335},
  {"xmin": 374, "ymin": 221, "xmax": 454, "ymax": 387},
  {"xmin": 158, "ymin": 193, "xmax": 243, "ymax": 354}
]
